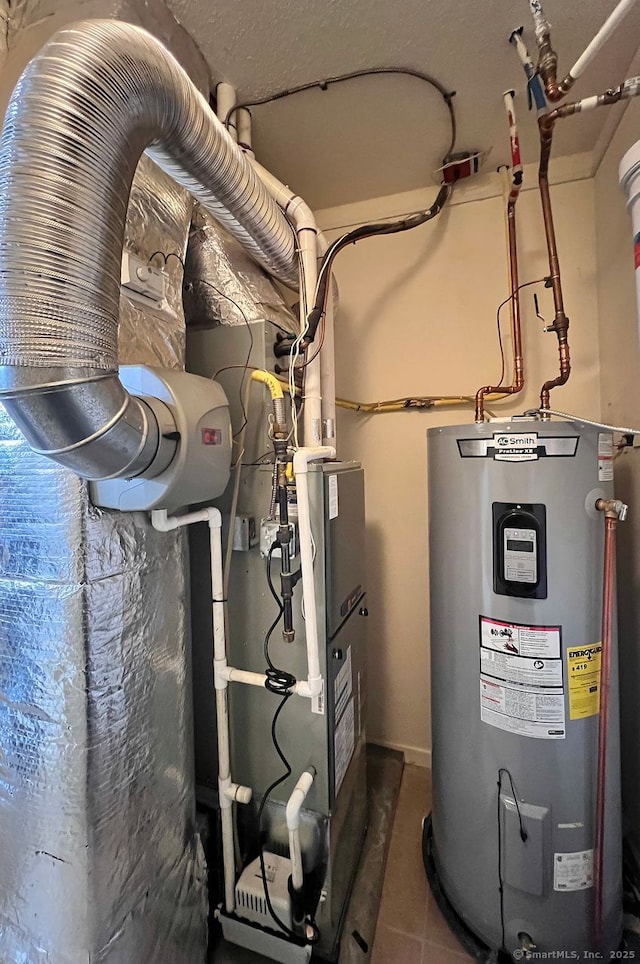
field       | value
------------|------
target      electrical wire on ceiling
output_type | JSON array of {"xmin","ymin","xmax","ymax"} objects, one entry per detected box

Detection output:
[
  {"xmin": 221, "ymin": 68, "xmax": 463, "ymax": 369},
  {"xmin": 222, "ymin": 67, "xmax": 457, "ymax": 163}
]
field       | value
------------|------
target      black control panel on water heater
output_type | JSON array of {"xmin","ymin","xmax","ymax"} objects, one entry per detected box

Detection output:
[{"xmin": 492, "ymin": 502, "xmax": 547, "ymax": 599}]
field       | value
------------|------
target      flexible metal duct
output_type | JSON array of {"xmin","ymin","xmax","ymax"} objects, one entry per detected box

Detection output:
[{"xmin": 0, "ymin": 19, "xmax": 298, "ymax": 480}]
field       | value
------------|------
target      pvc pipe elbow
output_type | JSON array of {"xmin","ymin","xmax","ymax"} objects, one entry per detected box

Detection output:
[
  {"xmin": 286, "ymin": 768, "xmax": 316, "ymax": 829},
  {"xmin": 292, "ymin": 446, "xmax": 336, "ymax": 475},
  {"xmin": 151, "ymin": 507, "xmax": 219, "ymax": 531},
  {"xmin": 295, "ymin": 676, "xmax": 323, "ymax": 699}
]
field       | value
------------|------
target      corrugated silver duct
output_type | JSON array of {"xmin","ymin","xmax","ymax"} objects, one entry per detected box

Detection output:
[
  {"xmin": 0, "ymin": 18, "xmax": 298, "ymax": 480},
  {"xmin": 0, "ymin": 156, "xmax": 208, "ymax": 964}
]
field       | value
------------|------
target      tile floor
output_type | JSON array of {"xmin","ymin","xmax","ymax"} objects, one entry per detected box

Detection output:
[{"xmin": 371, "ymin": 765, "xmax": 472, "ymax": 964}]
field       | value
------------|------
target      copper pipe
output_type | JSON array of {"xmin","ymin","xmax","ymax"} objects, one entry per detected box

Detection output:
[
  {"xmin": 594, "ymin": 499, "xmax": 626, "ymax": 949},
  {"xmin": 475, "ymin": 198, "xmax": 523, "ymax": 422},
  {"xmin": 475, "ymin": 93, "xmax": 524, "ymax": 423},
  {"xmin": 537, "ymin": 29, "xmax": 575, "ymax": 103},
  {"xmin": 537, "ymin": 113, "xmax": 571, "ymax": 413}
]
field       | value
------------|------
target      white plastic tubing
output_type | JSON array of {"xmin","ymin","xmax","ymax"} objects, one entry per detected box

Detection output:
[
  {"xmin": 570, "ymin": 0, "xmax": 637, "ymax": 81},
  {"xmin": 151, "ymin": 508, "xmax": 252, "ymax": 916}
]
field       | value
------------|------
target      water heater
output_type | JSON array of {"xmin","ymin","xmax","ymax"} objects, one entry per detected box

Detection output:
[{"xmin": 426, "ymin": 419, "xmax": 622, "ymax": 955}]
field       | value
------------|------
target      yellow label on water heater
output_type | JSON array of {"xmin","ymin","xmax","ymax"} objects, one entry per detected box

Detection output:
[{"xmin": 567, "ymin": 644, "xmax": 602, "ymax": 720}]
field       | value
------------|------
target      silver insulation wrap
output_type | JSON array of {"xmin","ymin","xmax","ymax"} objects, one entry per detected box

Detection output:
[
  {"xmin": 184, "ymin": 206, "xmax": 298, "ymax": 332},
  {"xmin": 0, "ymin": 18, "xmax": 297, "ymax": 374},
  {"xmin": 0, "ymin": 18, "xmax": 297, "ymax": 480},
  {"xmin": 0, "ymin": 156, "xmax": 208, "ymax": 962}
]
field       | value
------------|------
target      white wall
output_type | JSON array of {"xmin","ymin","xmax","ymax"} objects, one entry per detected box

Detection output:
[{"xmin": 316, "ymin": 164, "xmax": 602, "ymax": 765}]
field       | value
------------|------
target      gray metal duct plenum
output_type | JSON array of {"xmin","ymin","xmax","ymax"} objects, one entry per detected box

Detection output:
[{"xmin": 0, "ymin": 158, "xmax": 208, "ymax": 963}]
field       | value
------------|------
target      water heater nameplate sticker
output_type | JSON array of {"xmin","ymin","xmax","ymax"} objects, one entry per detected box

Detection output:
[
  {"xmin": 598, "ymin": 433, "xmax": 614, "ymax": 482},
  {"xmin": 480, "ymin": 616, "xmax": 565, "ymax": 739},
  {"xmin": 567, "ymin": 644, "xmax": 602, "ymax": 719},
  {"xmin": 553, "ymin": 850, "xmax": 593, "ymax": 891}
]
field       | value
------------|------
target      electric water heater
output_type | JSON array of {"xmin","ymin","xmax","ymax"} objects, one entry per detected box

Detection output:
[{"xmin": 427, "ymin": 419, "xmax": 621, "ymax": 955}]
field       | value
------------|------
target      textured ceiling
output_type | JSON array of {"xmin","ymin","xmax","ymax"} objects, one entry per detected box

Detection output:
[{"xmin": 167, "ymin": 0, "xmax": 640, "ymax": 209}]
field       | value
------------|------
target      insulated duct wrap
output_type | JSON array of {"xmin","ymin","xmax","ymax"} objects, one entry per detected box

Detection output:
[
  {"xmin": 184, "ymin": 206, "xmax": 298, "ymax": 332},
  {"xmin": 0, "ymin": 18, "xmax": 297, "ymax": 381},
  {"xmin": 0, "ymin": 157, "xmax": 208, "ymax": 962},
  {"xmin": 121, "ymin": 156, "xmax": 194, "ymax": 367}
]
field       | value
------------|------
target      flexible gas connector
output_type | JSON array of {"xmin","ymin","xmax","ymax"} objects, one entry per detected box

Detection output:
[{"xmin": 251, "ymin": 369, "xmax": 286, "ymax": 430}]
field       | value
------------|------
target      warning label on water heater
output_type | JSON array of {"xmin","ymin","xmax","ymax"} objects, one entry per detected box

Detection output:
[
  {"xmin": 598, "ymin": 433, "xmax": 614, "ymax": 482},
  {"xmin": 479, "ymin": 616, "xmax": 565, "ymax": 740}
]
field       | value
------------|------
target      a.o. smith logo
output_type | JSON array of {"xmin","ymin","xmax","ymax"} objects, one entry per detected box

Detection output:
[{"xmin": 494, "ymin": 434, "xmax": 538, "ymax": 449}]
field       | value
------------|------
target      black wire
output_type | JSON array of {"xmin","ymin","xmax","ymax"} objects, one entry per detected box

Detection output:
[
  {"xmin": 494, "ymin": 278, "xmax": 548, "ymax": 389},
  {"xmin": 497, "ymin": 768, "xmax": 528, "ymax": 952},
  {"xmin": 148, "ymin": 250, "xmax": 186, "ymax": 270},
  {"xmin": 303, "ymin": 182, "xmax": 451, "ymax": 349},
  {"xmin": 255, "ymin": 550, "xmax": 320, "ymax": 944},
  {"xmin": 223, "ymin": 66, "xmax": 457, "ymax": 162},
  {"xmin": 264, "ymin": 545, "xmax": 297, "ymax": 695},
  {"xmin": 256, "ymin": 696, "xmax": 320, "ymax": 945},
  {"xmin": 185, "ymin": 277, "xmax": 254, "ymax": 439}
]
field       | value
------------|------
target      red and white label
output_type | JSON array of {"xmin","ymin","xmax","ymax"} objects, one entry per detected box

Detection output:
[{"xmin": 480, "ymin": 617, "xmax": 560, "ymax": 659}]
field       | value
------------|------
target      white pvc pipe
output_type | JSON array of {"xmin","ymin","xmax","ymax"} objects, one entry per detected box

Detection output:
[
  {"xmin": 292, "ymin": 447, "xmax": 336, "ymax": 700},
  {"xmin": 236, "ymin": 107, "xmax": 254, "ymax": 157},
  {"xmin": 315, "ymin": 233, "xmax": 337, "ymax": 447},
  {"xmin": 286, "ymin": 768, "xmax": 316, "ymax": 892},
  {"xmin": 216, "ymin": 81, "xmax": 237, "ymax": 141},
  {"xmin": 151, "ymin": 507, "xmax": 252, "ymax": 915},
  {"xmin": 249, "ymin": 158, "xmax": 325, "ymax": 448},
  {"xmin": 619, "ymin": 139, "xmax": 640, "ymax": 344},
  {"xmin": 223, "ymin": 666, "xmax": 269, "ymax": 688},
  {"xmin": 570, "ymin": 0, "xmax": 638, "ymax": 81}
]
